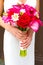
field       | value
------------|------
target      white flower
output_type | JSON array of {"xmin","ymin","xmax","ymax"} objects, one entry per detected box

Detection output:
[
  {"xmin": 20, "ymin": 9, "xmax": 26, "ymax": 15},
  {"xmin": 12, "ymin": 13, "xmax": 19, "ymax": 21},
  {"xmin": 20, "ymin": 9, "xmax": 26, "ymax": 13}
]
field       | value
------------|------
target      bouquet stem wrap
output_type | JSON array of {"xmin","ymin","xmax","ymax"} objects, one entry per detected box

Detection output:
[
  {"xmin": 18, "ymin": 27, "xmax": 27, "ymax": 57},
  {"xmin": 20, "ymin": 41, "xmax": 27, "ymax": 57}
]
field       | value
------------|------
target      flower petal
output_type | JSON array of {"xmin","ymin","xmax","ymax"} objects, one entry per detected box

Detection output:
[{"xmin": 29, "ymin": 21, "xmax": 39, "ymax": 32}]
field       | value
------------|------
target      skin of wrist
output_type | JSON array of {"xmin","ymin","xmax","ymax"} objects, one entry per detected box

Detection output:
[{"xmin": 28, "ymin": 29, "xmax": 34, "ymax": 35}]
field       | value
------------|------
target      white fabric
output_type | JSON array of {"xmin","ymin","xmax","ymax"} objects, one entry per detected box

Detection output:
[{"xmin": 3, "ymin": 0, "xmax": 36, "ymax": 65}]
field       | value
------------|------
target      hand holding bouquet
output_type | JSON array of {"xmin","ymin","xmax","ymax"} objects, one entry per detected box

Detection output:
[{"xmin": 2, "ymin": 4, "xmax": 43, "ymax": 57}]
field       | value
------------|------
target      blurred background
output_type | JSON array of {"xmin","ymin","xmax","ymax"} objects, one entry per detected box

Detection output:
[
  {"xmin": 35, "ymin": 0, "xmax": 43, "ymax": 65},
  {"xmin": 0, "ymin": 0, "xmax": 43, "ymax": 65}
]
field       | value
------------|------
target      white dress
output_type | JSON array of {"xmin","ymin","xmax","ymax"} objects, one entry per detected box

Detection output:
[{"xmin": 3, "ymin": 0, "xmax": 36, "ymax": 65}]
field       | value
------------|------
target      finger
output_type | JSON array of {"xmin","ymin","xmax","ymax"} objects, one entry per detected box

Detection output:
[
  {"xmin": 15, "ymin": 34, "xmax": 22, "ymax": 40},
  {"xmin": 23, "ymin": 37, "xmax": 32, "ymax": 49},
  {"xmin": 21, "ymin": 35, "xmax": 27, "ymax": 41},
  {"xmin": 16, "ymin": 28, "xmax": 27, "ymax": 35},
  {"xmin": 15, "ymin": 30, "xmax": 26, "ymax": 38},
  {"xmin": 18, "ymin": 34, "xmax": 27, "ymax": 41},
  {"xmin": 23, "ymin": 43, "xmax": 30, "ymax": 49},
  {"xmin": 14, "ymin": 28, "xmax": 23, "ymax": 34},
  {"xmin": 21, "ymin": 36, "xmax": 29, "ymax": 44},
  {"xmin": 21, "ymin": 37, "xmax": 32, "ymax": 48},
  {"xmin": 17, "ymin": 29, "xmax": 24, "ymax": 34},
  {"xmin": 15, "ymin": 31, "xmax": 23, "ymax": 37},
  {"xmin": 21, "ymin": 42, "xmax": 30, "ymax": 49},
  {"xmin": 22, "ymin": 33, "xmax": 33, "ymax": 43},
  {"xmin": 23, "ymin": 40, "xmax": 32, "ymax": 49},
  {"xmin": 15, "ymin": 33, "xmax": 27, "ymax": 41}
]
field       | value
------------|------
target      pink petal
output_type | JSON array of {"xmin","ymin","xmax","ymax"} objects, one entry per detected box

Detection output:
[
  {"xmin": 29, "ymin": 21, "xmax": 39, "ymax": 32},
  {"xmin": 2, "ymin": 16, "xmax": 10, "ymax": 23}
]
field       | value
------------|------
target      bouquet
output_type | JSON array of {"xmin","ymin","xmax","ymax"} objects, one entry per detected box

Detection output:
[{"xmin": 2, "ymin": 4, "xmax": 43, "ymax": 57}]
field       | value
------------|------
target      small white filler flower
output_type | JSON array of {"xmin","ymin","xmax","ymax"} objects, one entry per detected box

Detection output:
[
  {"xmin": 12, "ymin": 13, "xmax": 19, "ymax": 21},
  {"xmin": 20, "ymin": 9, "xmax": 26, "ymax": 15}
]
